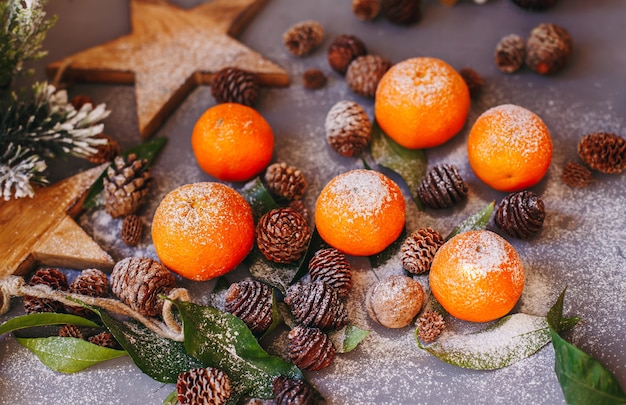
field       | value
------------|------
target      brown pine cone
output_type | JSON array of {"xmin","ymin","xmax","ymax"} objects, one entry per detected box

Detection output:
[
  {"xmin": 288, "ymin": 326, "xmax": 336, "ymax": 371},
  {"xmin": 382, "ymin": 0, "xmax": 422, "ymax": 25},
  {"xmin": 210, "ymin": 67, "xmax": 259, "ymax": 107},
  {"xmin": 416, "ymin": 310, "xmax": 446, "ymax": 343},
  {"xmin": 70, "ymin": 95, "xmax": 93, "ymax": 110},
  {"xmin": 283, "ymin": 20, "xmax": 325, "ymax": 57},
  {"xmin": 66, "ymin": 268, "xmax": 110, "ymax": 317},
  {"xmin": 526, "ymin": 23, "xmax": 572, "ymax": 75},
  {"xmin": 256, "ymin": 207, "xmax": 311, "ymax": 264},
  {"xmin": 495, "ymin": 34, "xmax": 526, "ymax": 73},
  {"xmin": 58, "ymin": 324, "xmax": 84, "ymax": 339},
  {"xmin": 273, "ymin": 376, "xmax": 318, "ymax": 405},
  {"xmin": 325, "ymin": 100, "xmax": 372, "ymax": 157},
  {"xmin": 417, "ymin": 164, "xmax": 468, "ymax": 209},
  {"xmin": 284, "ymin": 282, "xmax": 348, "ymax": 330},
  {"xmin": 308, "ymin": 248, "xmax": 352, "ymax": 298},
  {"xmin": 289, "ymin": 199, "xmax": 309, "ymax": 223},
  {"xmin": 459, "ymin": 67, "xmax": 484, "ymax": 98},
  {"xmin": 401, "ymin": 228, "xmax": 444, "ymax": 275},
  {"xmin": 577, "ymin": 132, "xmax": 626, "ymax": 174},
  {"xmin": 85, "ymin": 133, "xmax": 121, "ymax": 164},
  {"xmin": 103, "ymin": 153, "xmax": 152, "ymax": 218},
  {"xmin": 511, "ymin": 0, "xmax": 558, "ymax": 10},
  {"xmin": 225, "ymin": 279, "xmax": 274, "ymax": 334},
  {"xmin": 561, "ymin": 162, "xmax": 592, "ymax": 188},
  {"xmin": 352, "ymin": 0, "xmax": 382, "ymax": 21},
  {"xmin": 302, "ymin": 68, "xmax": 327, "ymax": 90},
  {"xmin": 327, "ymin": 34, "xmax": 368, "ymax": 75},
  {"xmin": 110, "ymin": 257, "xmax": 176, "ymax": 317},
  {"xmin": 264, "ymin": 162, "xmax": 307, "ymax": 201},
  {"xmin": 495, "ymin": 191, "xmax": 546, "ymax": 239},
  {"xmin": 88, "ymin": 331, "xmax": 117, "ymax": 348},
  {"xmin": 23, "ymin": 268, "xmax": 69, "ymax": 314},
  {"xmin": 121, "ymin": 214, "xmax": 143, "ymax": 246},
  {"xmin": 345, "ymin": 55, "xmax": 392, "ymax": 98},
  {"xmin": 177, "ymin": 367, "xmax": 232, "ymax": 405}
]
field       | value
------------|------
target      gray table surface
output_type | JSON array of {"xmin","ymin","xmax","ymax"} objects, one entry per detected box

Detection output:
[{"xmin": 1, "ymin": 0, "xmax": 625, "ymax": 404}]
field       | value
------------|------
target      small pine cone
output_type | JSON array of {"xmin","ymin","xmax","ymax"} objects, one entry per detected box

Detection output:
[
  {"xmin": 284, "ymin": 282, "xmax": 348, "ymax": 330},
  {"xmin": 352, "ymin": 0, "xmax": 382, "ymax": 21},
  {"xmin": 225, "ymin": 279, "xmax": 274, "ymax": 334},
  {"xmin": 85, "ymin": 133, "xmax": 121, "ymax": 164},
  {"xmin": 103, "ymin": 153, "xmax": 152, "ymax": 218},
  {"xmin": 308, "ymin": 248, "xmax": 352, "ymax": 298},
  {"xmin": 325, "ymin": 100, "xmax": 372, "ymax": 157},
  {"xmin": 416, "ymin": 310, "xmax": 446, "ymax": 343},
  {"xmin": 23, "ymin": 268, "xmax": 69, "ymax": 314},
  {"xmin": 327, "ymin": 34, "xmax": 368, "ymax": 75},
  {"xmin": 256, "ymin": 208, "xmax": 311, "ymax": 264},
  {"xmin": 177, "ymin": 367, "xmax": 232, "ymax": 405},
  {"xmin": 400, "ymin": 228, "xmax": 444, "ymax": 275},
  {"xmin": 58, "ymin": 324, "xmax": 84, "ymax": 339},
  {"xmin": 417, "ymin": 164, "xmax": 468, "ymax": 209},
  {"xmin": 210, "ymin": 67, "xmax": 259, "ymax": 107},
  {"xmin": 577, "ymin": 132, "xmax": 626, "ymax": 174},
  {"xmin": 495, "ymin": 191, "xmax": 546, "ymax": 239},
  {"xmin": 283, "ymin": 20, "xmax": 324, "ymax": 57},
  {"xmin": 289, "ymin": 199, "xmax": 309, "ymax": 223},
  {"xmin": 561, "ymin": 162, "xmax": 592, "ymax": 188},
  {"xmin": 288, "ymin": 326, "xmax": 336, "ymax": 371},
  {"xmin": 495, "ymin": 34, "xmax": 526, "ymax": 73},
  {"xmin": 110, "ymin": 257, "xmax": 176, "ymax": 317},
  {"xmin": 273, "ymin": 376, "xmax": 318, "ymax": 405},
  {"xmin": 302, "ymin": 68, "xmax": 327, "ymax": 90},
  {"xmin": 382, "ymin": 0, "xmax": 422, "ymax": 25},
  {"xmin": 88, "ymin": 331, "xmax": 117, "ymax": 348},
  {"xmin": 459, "ymin": 67, "xmax": 484, "ymax": 98},
  {"xmin": 511, "ymin": 0, "xmax": 558, "ymax": 11},
  {"xmin": 121, "ymin": 214, "xmax": 143, "ymax": 246},
  {"xmin": 66, "ymin": 268, "xmax": 110, "ymax": 317},
  {"xmin": 264, "ymin": 162, "xmax": 307, "ymax": 201},
  {"xmin": 525, "ymin": 23, "xmax": 572, "ymax": 75},
  {"xmin": 345, "ymin": 55, "xmax": 392, "ymax": 98}
]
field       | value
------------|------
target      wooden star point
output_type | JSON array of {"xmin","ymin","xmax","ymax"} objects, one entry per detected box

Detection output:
[
  {"xmin": 0, "ymin": 165, "xmax": 115, "ymax": 278},
  {"xmin": 47, "ymin": 0, "xmax": 289, "ymax": 139}
]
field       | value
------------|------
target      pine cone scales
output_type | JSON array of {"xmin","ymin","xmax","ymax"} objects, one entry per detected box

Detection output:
[
  {"xmin": 67, "ymin": 268, "xmax": 110, "ymax": 317},
  {"xmin": 103, "ymin": 153, "xmax": 151, "ymax": 218},
  {"xmin": 401, "ymin": 228, "xmax": 444, "ymax": 274},
  {"xmin": 256, "ymin": 207, "xmax": 311, "ymax": 263},
  {"xmin": 284, "ymin": 282, "xmax": 348, "ymax": 330},
  {"xmin": 177, "ymin": 367, "xmax": 232, "ymax": 405},
  {"xmin": 110, "ymin": 257, "xmax": 176, "ymax": 317},
  {"xmin": 24, "ymin": 268, "xmax": 69, "ymax": 314},
  {"xmin": 346, "ymin": 55, "xmax": 392, "ymax": 98},
  {"xmin": 525, "ymin": 23, "xmax": 572, "ymax": 75},
  {"xmin": 225, "ymin": 279, "xmax": 273, "ymax": 334},
  {"xmin": 211, "ymin": 67, "xmax": 259, "ymax": 107},
  {"xmin": 416, "ymin": 310, "xmax": 446, "ymax": 343},
  {"xmin": 495, "ymin": 191, "xmax": 546, "ymax": 239},
  {"xmin": 577, "ymin": 132, "xmax": 626, "ymax": 174},
  {"xmin": 283, "ymin": 20, "xmax": 325, "ymax": 57},
  {"xmin": 288, "ymin": 326, "xmax": 336, "ymax": 371},
  {"xmin": 327, "ymin": 34, "xmax": 368, "ymax": 74},
  {"xmin": 561, "ymin": 162, "xmax": 592, "ymax": 188},
  {"xmin": 308, "ymin": 248, "xmax": 352, "ymax": 298},
  {"xmin": 325, "ymin": 100, "xmax": 372, "ymax": 157},
  {"xmin": 273, "ymin": 376, "xmax": 318, "ymax": 405},
  {"xmin": 495, "ymin": 34, "xmax": 526, "ymax": 73},
  {"xmin": 417, "ymin": 164, "xmax": 468, "ymax": 209},
  {"xmin": 382, "ymin": 0, "xmax": 422, "ymax": 25},
  {"xmin": 264, "ymin": 162, "xmax": 307, "ymax": 201}
]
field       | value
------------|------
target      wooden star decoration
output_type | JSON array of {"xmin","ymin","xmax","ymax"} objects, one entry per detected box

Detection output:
[
  {"xmin": 0, "ymin": 165, "xmax": 115, "ymax": 278},
  {"xmin": 47, "ymin": 0, "xmax": 289, "ymax": 139}
]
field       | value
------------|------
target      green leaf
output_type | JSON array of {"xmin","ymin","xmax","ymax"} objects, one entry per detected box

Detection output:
[
  {"xmin": 547, "ymin": 289, "xmax": 626, "ymax": 405},
  {"xmin": 16, "ymin": 336, "xmax": 126, "ymax": 374},
  {"xmin": 446, "ymin": 200, "xmax": 495, "ymax": 240},
  {"xmin": 175, "ymin": 301, "xmax": 302, "ymax": 403},
  {"xmin": 417, "ymin": 313, "xmax": 552, "ymax": 370},
  {"xmin": 329, "ymin": 325, "xmax": 370, "ymax": 353},
  {"xmin": 0, "ymin": 313, "xmax": 99, "ymax": 336},
  {"xmin": 239, "ymin": 177, "xmax": 279, "ymax": 221},
  {"xmin": 82, "ymin": 137, "xmax": 167, "ymax": 209},
  {"xmin": 163, "ymin": 389, "xmax": 179, "ymax": 405},
  {"xmin": 260, "ymin": 290, "xmax": 284, "ymax": 340},
  {"xmin": 96, "ymin": 309, "xmax": 203, "ymax": 383},
  {"xmin": 370, "ymin": 120, "xmax": 427, "ymax": 209}
]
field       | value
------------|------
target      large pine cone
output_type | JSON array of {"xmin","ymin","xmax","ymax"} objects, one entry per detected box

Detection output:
[
  {"xmin": 495, "ymin": 191, "xmax": 546, "ymax": 239},
  {"xmin": 401, "ymin": 228, "xmax": 444, "ymax": 274},
  {"xmin": 210, "ymin": 67, "xmax": 259, "ymax": 107},
  {"xmin": 256, "ymin": 207, "xmax": 311, "ymax": 264},
  {"xmin": 110, "ymin": 257, "xmax": 176, "ymax": 317},
  {"xmin": 23, "ymin": 268, "xmax": 69, "ymax": 314},
  {"xmin": 66, "ymin": 268, "xmax": 110, "ymax": 317},
  {"xmin": 382, "ymin": 0, "xmax": 421, "ymax": 25},
  {"xmin": 327, "ymin": 34, "xmax": 368, "ymax": 74},
  {"xmin": 325, "ymin": 100, "xmax": 372, "ymax": 157},
  {"xmin": 273, "ymin": 376, "xmax": 318, "ymax": 405},
  {"xmin": 345, "ymin": 55, "xmax": 392, "ymax": 98},
  {"xmin": 103, "ymin": 153, "xmax": 151, "ymax": 218},
  {"xmin": 284, "ymin": 282, "xmax": 347, "ymax": 330},
  {"xmin": 288, "ymin": 326, "xmax": 336, "ymax": 371},
  {"xmin": 224, "ymin": 279, "xmax": 273, "ymax": 334},
  {"xmin": 525, "ymin": 23, "xmax": 572, "ymax": 75},
  {"xmin": 577, "ymin": 132, "xmax": 626, "ymax": 174},
  {"xmin": 283, "ymin": 20, "xmax": 324, "ymax": 57},
  {"xmin": 177, "ymin": 367, "xmax": 232, "ymax": 405},
  {"xmin": 417, "ymin": 164, "xmax": 468, "ymax": 209},
  {"xmin": 264, "ymin": 162, "xmax": 307, "ymax": 201},
  {"xmin": 308, "ymin": 248, "xmax": 352, "ymax": 298}
]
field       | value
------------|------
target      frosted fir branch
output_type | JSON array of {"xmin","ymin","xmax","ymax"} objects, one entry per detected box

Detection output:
[{"xmin": 0, "ymin": 144, "xmax": 47, "ymax": 201}]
